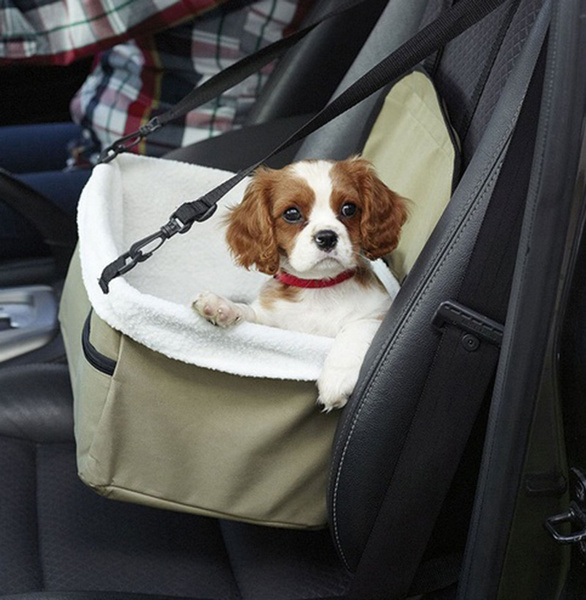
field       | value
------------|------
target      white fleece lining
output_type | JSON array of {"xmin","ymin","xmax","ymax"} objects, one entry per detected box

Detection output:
[
  {"xmin": 77, "ymin": 154, "xmax": 334, "ymax": 380},
  {"xmin": 78, "ymin": 154, "xmax": 399, "ymax": 381}
]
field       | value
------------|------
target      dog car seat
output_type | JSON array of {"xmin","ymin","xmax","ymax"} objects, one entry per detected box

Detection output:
[{"xmin": 0, "ymin": 0, "xmax": 556, "ymax": 597}]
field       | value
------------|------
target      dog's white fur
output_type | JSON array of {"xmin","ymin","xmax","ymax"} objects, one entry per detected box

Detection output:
[{"xmin": 194, "ymin": 158, "xmax": 407, "ymax": 410}]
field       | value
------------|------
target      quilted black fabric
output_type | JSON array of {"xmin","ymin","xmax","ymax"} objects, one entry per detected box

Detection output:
[
  {"xmin": 428, "ymin": 0, "xmax": 544, "ymax": 164},
  {"xmin": 220, "ymin": 521, "xmax": 352, "ymax": 600},
  {"xmin": 35, "ymin": 446, "xmax": 239, "ymax": 598},
  {"xmin": 0, "ymin": 437, "xmax": 43, "ymax": 593}
]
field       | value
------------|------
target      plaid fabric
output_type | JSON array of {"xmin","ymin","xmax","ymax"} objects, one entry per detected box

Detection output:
[
  {"xmin": 0, "ymin": 1, "xmax": 224, "ymax": 64},
  {"xmin": 0, "ymin": 0, "xmax": 313, "ymax": 161}
]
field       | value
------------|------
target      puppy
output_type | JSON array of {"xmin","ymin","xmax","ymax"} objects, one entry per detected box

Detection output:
[{"xmin": 194, "ymin": 157, "xmax": 408, "ymax": 410}]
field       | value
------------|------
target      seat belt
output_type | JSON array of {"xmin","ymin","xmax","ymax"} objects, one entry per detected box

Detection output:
[
  {"xmin": 98, "ymin": 0, "xmax": 511, "ymax": 292},
  {"xmin": 345, "ymin": 33, "xmax": 548, "ymax": 600}
]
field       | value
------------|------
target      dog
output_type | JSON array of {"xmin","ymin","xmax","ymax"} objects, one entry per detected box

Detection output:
[{"xmin": 193, "ymin": 157, "xmax": 408, "ymax": 410}]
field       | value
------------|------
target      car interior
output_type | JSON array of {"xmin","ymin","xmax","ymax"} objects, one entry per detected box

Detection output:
[{"xmin": 1, "ymin": 0, "xmax": 586, "ymax": 598}]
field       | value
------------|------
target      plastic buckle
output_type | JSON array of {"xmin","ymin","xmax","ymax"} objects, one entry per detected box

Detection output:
[
  {"xmin": 432, "ymin": 300, "xmax": 504, "ymax": 349},
  {"xmin": 195, "ymin": 202, "xmax": 218, "ymax": 223},
  {"xmin": 171, "ymin": 200, "xmax": 218, "ymax": 228}
]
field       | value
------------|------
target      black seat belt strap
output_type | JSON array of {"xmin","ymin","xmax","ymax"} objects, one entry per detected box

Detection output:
[
  {"xmin": 346, "ymin": 39, "xmax": 548, "ymax": 600},
  {"xmin": 99, "ymin": 0, "xmax": 510, "ymax": 293}
]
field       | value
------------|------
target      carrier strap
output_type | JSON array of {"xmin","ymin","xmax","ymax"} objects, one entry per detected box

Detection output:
[{"xmin": 99, "ymin": 0, "xmax": 510, "ymax": 293}]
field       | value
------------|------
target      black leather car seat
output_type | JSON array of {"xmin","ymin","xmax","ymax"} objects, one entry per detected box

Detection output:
[{"xmin": 0, "ymin": 0, "xmax": 551, "ymax": 597}]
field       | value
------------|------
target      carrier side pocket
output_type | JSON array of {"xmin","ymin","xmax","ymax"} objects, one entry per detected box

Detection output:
[{"xmin": 74, "ymin": 310, "xmax": 121, "ymax": 489}]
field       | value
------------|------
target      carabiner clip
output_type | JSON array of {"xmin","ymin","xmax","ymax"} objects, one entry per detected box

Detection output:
[
  {"xmin": 98, "ymin": 215, "xmax": 184, "ymax": 293},
  {"xmin": 97, "ymin": 118, "xmax": 162, "ymax": 164},
  {"xmin": 98, "ymin": 132, "xmax": 144, "ymax": 164},
  {"xmin": 127, "ymin": 230, "xmax": 169, "ymax": 262}
]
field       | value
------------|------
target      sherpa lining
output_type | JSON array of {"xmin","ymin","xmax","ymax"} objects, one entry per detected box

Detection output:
[{"xmin": 78, "ymin": 154, "xmax": 398, "ymax": 381}]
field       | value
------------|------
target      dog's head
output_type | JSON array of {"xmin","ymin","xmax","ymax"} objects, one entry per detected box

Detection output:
[{"xmin": 225, "ymin": 157, "xmax": 408, "ymax": 277}]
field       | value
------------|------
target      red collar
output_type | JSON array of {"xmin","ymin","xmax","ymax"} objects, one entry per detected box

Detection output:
[{"xmin": 274, "ymin": 269, "xmax": 356, "ymax": 289}]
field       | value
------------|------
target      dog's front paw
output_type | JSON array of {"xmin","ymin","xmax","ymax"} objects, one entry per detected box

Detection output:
[
  {"xmin": 193, "ymin": 291, "xmax": 242, "ymax": 327},
  {"xmin": 316, "ymin": 365, "xmax": 359, "ymax": 412}
]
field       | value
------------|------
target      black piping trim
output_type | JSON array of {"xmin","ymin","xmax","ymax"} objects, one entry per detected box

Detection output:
[{"xmin": 82, "ymin": 311, "xmax": 117, "ymax": 376}]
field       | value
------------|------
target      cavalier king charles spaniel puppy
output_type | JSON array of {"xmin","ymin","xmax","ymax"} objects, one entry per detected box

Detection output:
[{"xmin": 194, "ymin": 157, "xmax": 408, "ymax": 411}]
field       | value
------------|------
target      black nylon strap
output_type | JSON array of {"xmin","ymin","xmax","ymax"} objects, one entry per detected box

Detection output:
[
  {"xmin": 346, "ymin": 41, "xmax": 546, "ymax": 600},
  {"xmin": 99, "ymin": 0, "xmax": 511, "ymax": 292}
]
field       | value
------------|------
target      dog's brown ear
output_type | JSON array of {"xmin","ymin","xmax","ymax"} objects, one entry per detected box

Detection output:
[
  {"xmin": 345, "ymin": 157, "xmax": 408, "ymax": 260},
  {"xmin": 225, "ymin": 167, "xmax": 281, "ymax": 275}
]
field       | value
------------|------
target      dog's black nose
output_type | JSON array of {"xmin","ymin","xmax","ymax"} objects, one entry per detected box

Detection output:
[{"xmin": 314, "ymin": 230, "xmax": 338, "ymax": 251}]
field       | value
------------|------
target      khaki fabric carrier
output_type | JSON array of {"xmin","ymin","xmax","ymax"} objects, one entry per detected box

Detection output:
[{"xmin": 60, "ymin": 70, "xmax": 457, "ymax": 529}]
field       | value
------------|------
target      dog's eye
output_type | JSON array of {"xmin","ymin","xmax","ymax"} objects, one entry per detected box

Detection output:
[
  {"xmin": 282, "ymin": 207, "xmax": 303, "ymax": 224},
  {"xmin": 340, "ymin": 202, "xmax": 357, "ymax": 218}
]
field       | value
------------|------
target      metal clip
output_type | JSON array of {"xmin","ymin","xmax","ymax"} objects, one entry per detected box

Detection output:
[
  {"xmin": 545, "ymin": 502, "xmax": 586, "ymax": 544},
  {"xmin": 97, "ymin": 118, "xmax": 162, "ymax": 164},
  {"xmin": 545, "ymin": 468, "xmax": 586, "ymax": 558},
  {"xmin": 98, "ymin": 132, "xmax": 144, "ymax": 164}
]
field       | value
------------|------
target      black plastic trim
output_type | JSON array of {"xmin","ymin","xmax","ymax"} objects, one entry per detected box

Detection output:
[{"xmin": 433, "ymin": 300, "xmax": 504, "ymax": 347}]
